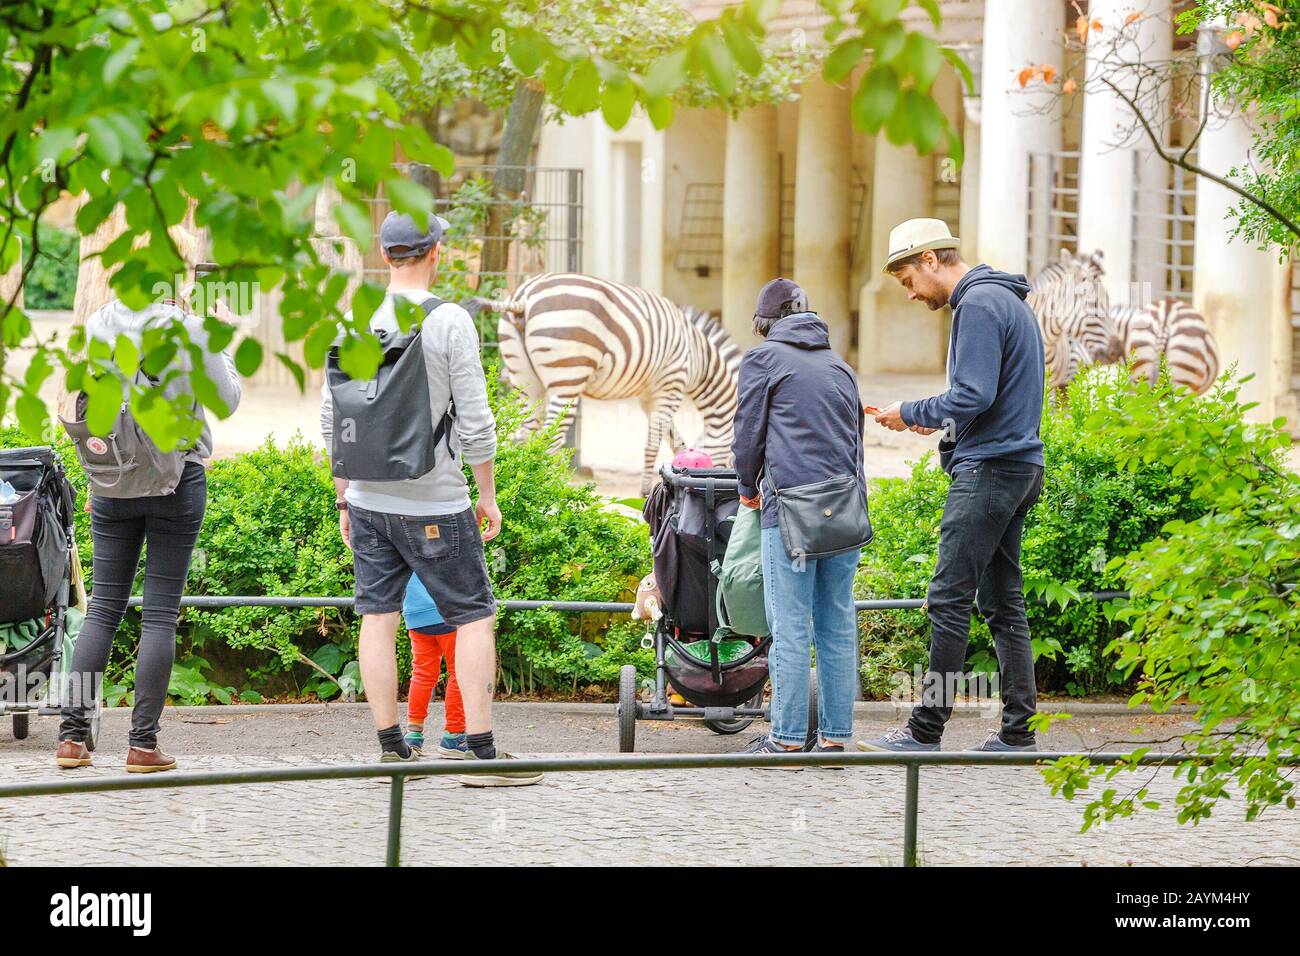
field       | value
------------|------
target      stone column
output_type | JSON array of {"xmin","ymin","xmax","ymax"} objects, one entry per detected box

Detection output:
[
  {"xmin": 958, "ymin": 95, "xmax": 982, "ymax": 267},
  {"xmin": 1077, "ymin": 0, "xmax": 1173, "ymax": 305},
  {"xmin": 793, "ymin": 77, "xmax": 853, "ymax": 355},
  {"xmin": 722, "ymin": 106, "xmax": 781, "ymax": 349},
  {"xmin": 858, "ymin": 139, "xmax": 940, "ymax": 376},
  {"xmin": 1191, "ymin": 23, "xmax": 1278, "ymax": 420},
  {"xmin": 978, "ymin": 0, "xmax": 1062, "ymax": 273}
]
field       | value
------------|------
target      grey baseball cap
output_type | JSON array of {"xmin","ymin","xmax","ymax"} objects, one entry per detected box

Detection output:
[
  {"xmin": 755, "ymin": 277, "xmax": 808, "ymax": 319},
  {"xmin": 379, "ymin": 210, "xmax": 451, "ymax": 258}
]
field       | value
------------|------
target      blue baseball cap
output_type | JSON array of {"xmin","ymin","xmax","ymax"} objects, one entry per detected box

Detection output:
[{"xmin": 379, "ymin": 210, "xmax": 450, "ymax": 259}]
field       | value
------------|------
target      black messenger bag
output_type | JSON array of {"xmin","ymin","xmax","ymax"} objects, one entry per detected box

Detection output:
[
  {"xmin": 763, "ymin": 421, "xmax": 872, "ymax": 561},
  {"xmin": 327, "ymin": 296, "xmax": 455, "ymax": 481}
]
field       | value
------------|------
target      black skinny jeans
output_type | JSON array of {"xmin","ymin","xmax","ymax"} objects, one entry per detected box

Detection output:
[
  {"xmin": 60, "ymin": 461, "xmax": 206, "ymax": 748},
  {"xmin": 908, "ymin": 458, "xmax": 1045, "ymax": 746}
]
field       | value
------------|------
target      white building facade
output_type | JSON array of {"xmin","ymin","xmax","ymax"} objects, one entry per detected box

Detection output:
[{"xmin": 536, "ymin": 0, "xmax": 1298, "ymax": 427}]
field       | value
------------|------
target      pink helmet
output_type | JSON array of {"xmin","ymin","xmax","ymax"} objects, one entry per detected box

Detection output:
[{"xmin": 672, "ymin": 448, "xmax": 714, "ymax": 469}]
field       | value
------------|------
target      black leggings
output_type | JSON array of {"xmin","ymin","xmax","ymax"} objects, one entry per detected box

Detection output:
[{"xmin": 60, "ymin": 461, "xmax": 206, "ymax": 748}]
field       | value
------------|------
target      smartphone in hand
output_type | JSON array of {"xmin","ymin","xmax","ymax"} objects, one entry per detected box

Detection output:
[{"xmin": 863, "ymin": 404, "xmax": 881, "ymax": 416}]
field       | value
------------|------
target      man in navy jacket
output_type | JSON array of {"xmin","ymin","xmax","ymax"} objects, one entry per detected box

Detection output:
[{"xmin": 863, "ymin": 219, "xmax": 1046, "ymax": 753}]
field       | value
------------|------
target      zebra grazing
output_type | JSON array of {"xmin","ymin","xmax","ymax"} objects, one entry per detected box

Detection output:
[
  {"xmin": 480, "ymin": 273, "xmax": 742, "ymax": 495},
  {"xmin": 1113, "ymin": 298, "xmax": 1220, "ymax": 395},
  {"xmin": 1027, "ymin": 249, "xmax": 1122, "ymax": 390}
]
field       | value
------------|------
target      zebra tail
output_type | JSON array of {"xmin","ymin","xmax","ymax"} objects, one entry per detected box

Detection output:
[{"xmin": 469, "ymin": 294, "xmax": 525, "ymax": 316}]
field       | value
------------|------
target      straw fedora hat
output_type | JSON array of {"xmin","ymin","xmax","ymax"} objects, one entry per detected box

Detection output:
[{"xmin": 882, "ymin": 218, "xmax": 961, "ymax": 272}]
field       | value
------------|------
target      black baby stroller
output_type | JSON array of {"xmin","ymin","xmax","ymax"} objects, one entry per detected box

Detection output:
[
  {"xmin": 617, "ymin": 464, "xmax": 817, "ymax": 752},
  {"xmin": 0, "ymin": 447, "xmax": 92, "ymax": 747}
]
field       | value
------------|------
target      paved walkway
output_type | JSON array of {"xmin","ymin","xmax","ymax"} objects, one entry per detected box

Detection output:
[{"xmin": 2, "ymin": 704, "xmax": 1296, "ymax": 866}]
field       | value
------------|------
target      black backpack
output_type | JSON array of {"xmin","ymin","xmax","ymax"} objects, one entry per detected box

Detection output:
[{"xmin": 327, "ymin": 296, "xmax": 455, "ymax": 481}]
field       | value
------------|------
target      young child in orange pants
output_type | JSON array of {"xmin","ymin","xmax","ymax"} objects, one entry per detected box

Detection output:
[{"xmin": 403, "ymin": 573, "xmax": 467, "ymax": 758}]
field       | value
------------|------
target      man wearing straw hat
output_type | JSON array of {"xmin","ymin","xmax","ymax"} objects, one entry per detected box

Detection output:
[{"xmin": 861, "ymin": 218, "xmax": 1046, "ymax": 754}]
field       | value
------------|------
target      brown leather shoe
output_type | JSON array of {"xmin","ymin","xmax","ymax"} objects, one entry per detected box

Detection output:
[
  {"xmin": 126, "ymin": 746, "xmax": 177, "ymax": 773},
  {"xmin": 56, "ymin": 739, "xmax": 93, "ymax": 769}
]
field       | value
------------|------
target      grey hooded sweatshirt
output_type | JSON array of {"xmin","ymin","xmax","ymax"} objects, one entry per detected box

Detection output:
[{"xmin": 84, "ymin": 299, "xmax": 242, "ymax": 462}]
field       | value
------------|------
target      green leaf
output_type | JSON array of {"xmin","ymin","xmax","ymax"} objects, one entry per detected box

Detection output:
[
  {"xmin": 601, "ymin": 80, "xmax": 636, "ymax": 130},
  {"xmin": 901, "ymin": 33, "xmax": 944, "ymax": 92},
  {"xmin": 384, "ymin": 177, "xmax": 434, "ymax": 229},
  {"xmin": 15, "ymin": 392, "xmax": 48, "ymax": 439},
  {"xmin": 84, "ymin": 374, "xmax": 124, "ymax": 436},
  {"xmin": 84, "ymin": 116, "xmax": 122, "ymax": 165},
  {"xmin": 645, "ymin": 95, "xmax": 674, "ymax": 130},
  {"xmin": 559, "ymin": 58, "xmax": 601, "ymax": 116},
  {"xmin": 262, "ymin": 79, "xmax": 299, "ymax": 121},
  {"xmin": 234, "ymin": 337, "xmax": 263, "ymax": 378},
  {"xmin": 695, "ymin": 31, "xmax": 736, "ymax": 98},
  {"xmin": 275, "ymin": 352, "xmax": 306, "ymax": 390},
  {"xmin": 333, "ymin": 200, "xmax": 372, "ymax": 248},
  {"xmin": 916, "ymin": 0, "xmax": 943, "ymax": 28},
  {"xmin": 641, "ymin": 49, "xmax": 688, "ymax": 100},
  {"xmin": 722, "ymin": 20, "xmax": 763, "ymax": 75},
  {"xmin": 868, "ymin": 22, "xmax": 906, "ymax": 64},
  {"xmin": 338, "ymin": 334, "xmax": 383, "ymax": 381},
  {"xmin": 114, "ymin": 334, "xmax": 141, "ymax": 377},
  {"xmin": 851, "ymin": 66, "xmax": 899, "ymax": 133},
  {"xmin": 941, "ymin": 47, "xmax": 976, "ymax": 95},
  {"xmin": 824, "ymin": 38, "xmax": 865, "ymax": 84},
  {"xmin": 508, "ymin": 29, "xmax": 546, "ymax": 75},
  {"xmin": 103, "ymin": 39, "xmax": 140, "ymax": 86}
]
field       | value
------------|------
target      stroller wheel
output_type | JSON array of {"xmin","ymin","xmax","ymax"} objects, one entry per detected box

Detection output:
[
  {"xmin": 13, "ymin": 713, "xmax": 30, "ymax": 740},
  {"xmin": 803, "ymin": 668, "xmax": 819, "ymax": 751},
  {"xmin": 617, "ymin": 665, "xmax": 638, "ymax": 753},
  {"xmin": 703, "ymin": 684, "xmax": 763, "ymax": 736}
]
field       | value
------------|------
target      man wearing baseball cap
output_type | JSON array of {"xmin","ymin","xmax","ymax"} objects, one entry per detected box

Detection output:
[
  {"xmin": 732, "ymin": 277, "xmax": 866, "ymax": 763},
  {"xmin": 320, "ymin": 209, "xmax": 540, "ymax": 786},
  {"xmin": 861, "ymin": 218, "xmax": 1046, "ymax": 754}
]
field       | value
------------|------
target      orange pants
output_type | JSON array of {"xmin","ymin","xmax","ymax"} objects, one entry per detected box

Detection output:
[{"xmin": 407, "ymin": 629, "xmax": 464, "ymax": 733}]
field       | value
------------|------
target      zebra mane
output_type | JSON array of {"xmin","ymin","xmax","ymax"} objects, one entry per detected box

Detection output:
[{"xmin": 683, "ymin": 305, "xmax": 741, "ymax": 372}]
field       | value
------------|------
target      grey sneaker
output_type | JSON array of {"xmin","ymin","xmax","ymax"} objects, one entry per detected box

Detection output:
[
  {"xmin": 971, "ymin": 732, "xmax": 1037, "ymax": 752},
  {"xmin": 459, "ymin": 750, "xmax": 543, "ymax": 787},
  {"xmin": 856, "ymin": 728, "xmax": 941, "ymax": 752},
  {"xmin": 740, "ymin": 735, "xmax": 804, "ymax": 770},
  {"xmin": 379, "ymin": 747, "xmax": 420, "ymax": 784}
]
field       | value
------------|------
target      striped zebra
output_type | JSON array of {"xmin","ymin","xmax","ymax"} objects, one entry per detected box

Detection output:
[
  {"xmin": 1027, "ymin": 249, "xmax": 1122, "ymax": 389},
  {"xmin": 479, "ymin": 273, "xmax": 742, "ymax": 495},
  {"xmin": 1112, "ymin": 298, "xmax": 1220, "ymax": 395}
]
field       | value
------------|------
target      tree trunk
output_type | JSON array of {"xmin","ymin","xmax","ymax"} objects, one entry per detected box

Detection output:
[{"xmin": 480, "ymin": 82, "xmax": 545, "ymax": 280}]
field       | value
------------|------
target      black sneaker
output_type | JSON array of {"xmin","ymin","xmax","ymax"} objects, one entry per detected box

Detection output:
[
  {"xmin": 970, "ymin": 731, "xmax": 1037, "ymax": 752},
  {"xmin": 459, "ymin": 750, "xmax": 543, "ymax": 787},
  {"xmin": 740, "ymin": 736, "xmax": 804, "ymax": 770}
]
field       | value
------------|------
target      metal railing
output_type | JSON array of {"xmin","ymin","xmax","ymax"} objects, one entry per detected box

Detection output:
[
  {"xmin": 0, "ymin": 749, "xmax": 1262, "ymax": 867},
  {"xmin": 131, "ymin": 592, "xmax": 1131, "ymax": 612},
  {"xmin": 1, "ymin": 589, "xmax": 1156, "ymax": 867}
]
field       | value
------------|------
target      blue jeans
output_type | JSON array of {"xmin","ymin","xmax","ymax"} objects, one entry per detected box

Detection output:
[{"xmin": 761, "ymin": 525, "xmax": 860, "ymax": 746}]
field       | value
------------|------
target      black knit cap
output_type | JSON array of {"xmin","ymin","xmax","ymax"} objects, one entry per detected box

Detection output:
[{"xmin": 754, "ymin": 277, "xmax": 808, "ymax": 319}]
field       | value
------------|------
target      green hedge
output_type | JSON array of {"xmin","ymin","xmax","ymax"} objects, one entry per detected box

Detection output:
[
  {"xmin": 22, "ymin": 225, "xmax": 79, "ymax": 311},
  {"xmin": 4, "ymin": 364, "xmax": 1270, "ymax": 704},
  {"xmin": 1, "ymin": 375, "xmax": 651, "ymax": 703}
]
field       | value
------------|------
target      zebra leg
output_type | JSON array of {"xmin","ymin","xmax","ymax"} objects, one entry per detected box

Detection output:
[
  {"xmin": 641, "ymin": 391, "xmax": 685, "ymax": 495},
  {"xmin": 542, "ymin": 391, "xmax": 582, "ymax": 452}
]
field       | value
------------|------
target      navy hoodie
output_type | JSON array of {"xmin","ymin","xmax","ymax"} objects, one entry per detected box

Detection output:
[
  {"xmin": 732, "ymin": 312, "xmax": 864, "ymax": 529},
  {"xmin": 901, "ymin": 265, "xmax": 1045, "ymax": 474}
]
